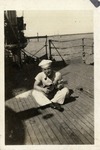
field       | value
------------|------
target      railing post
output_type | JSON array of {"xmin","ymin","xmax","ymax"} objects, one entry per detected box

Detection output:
[
  {"xmin": 82, "ymin": 38, "xmax": 85, "ymax": 63},
  {"xmin": 45, "ymin": 35, "xmax": 48, "ymax": 59},
  {"xmin": 49, "ymin": 40, "xmax": 52, "ymax": 60},
  {"xmin": 37, "ymin": 33, "xmax": 39, "ymax": 42},
  {"xmin": 92, "ymin": 42, "xmax": 94, "ymax": 54}
]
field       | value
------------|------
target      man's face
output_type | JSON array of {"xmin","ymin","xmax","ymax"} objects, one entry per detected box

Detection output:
[{"xmin": 42, "ymin": 66, "xmax": 52, "ymax": 77}]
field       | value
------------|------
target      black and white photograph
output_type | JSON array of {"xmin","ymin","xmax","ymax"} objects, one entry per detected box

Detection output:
[{"xmin": 4, "ymin": 10, "xmax": 94, "ymax": 145}]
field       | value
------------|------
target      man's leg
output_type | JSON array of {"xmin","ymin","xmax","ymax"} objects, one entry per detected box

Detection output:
[
  {"xmin": 32, "ymin": 90, "xmax": 52, "ymax": 106},
  {"xmin": 51, "ymin": 87, "xmax": 69, "ymax": 104}
]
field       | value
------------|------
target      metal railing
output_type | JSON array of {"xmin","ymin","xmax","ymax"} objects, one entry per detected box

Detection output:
[{"xmin": 48, "ymin": 38, "xmax": 94, "ymax": 63}]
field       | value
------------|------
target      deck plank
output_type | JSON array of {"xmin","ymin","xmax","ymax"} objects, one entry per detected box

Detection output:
[
  {"xmin": 65, "ymin": 105, "xmax": 94, "ymax": 133},
  {"xmin": 25, "ymin": 120, "xmax": 39, "ymax": 144},
  {"xmin": 67, "ymin": 92, "xmax": 94, "ymax": 118},
  {"xmin": 62, "ymin": 102, "xmax": 94, "ymax": 144},
  {"xmin": 45, "ymin": 107, "xmax": 83, "ymax": 144},
  {"xmin": 37, "ymin": 115, "xmax": 60, "ymax": 144},
  {"xmin": 5, "ymin": 98, "xmax": 16, "ymax": 111},
  {"xmin": 71, "ymin": 100, "xmax": 94, "ymax": 120},
  {"xmin": 41, "ymin": 112, "xmax": 67, "ymax": 144},
  {"xmin": 20, "ymin": 97, "xmax": 41, "ymax": 144},
  {"xmin": 41, "ymin": 108, "xmax": 70, "ymax": 144},
  {"xmin": 64, "ymin": 107, "xmax": 94, "ymax": 142},
  {"xmin": 29, "ymin": 95, "xmax": 63, "ymax": 144},
  {"xmin": 27, "ymin": 97, "xmax": 53, "ymax": 144},
  {"xmin": 30, "ymin": 119, "xmax": 46, "ymax": 144},
  {"xmin": 12, "ymin": 99, "xmax": 32, "ymax": 145},
  {"xmin": 66, "ymin": 103, "xmax": 94, "ymax": 130},
  {"xmin": 56, "ymin": 108, "xmax": 90, "ymax": 144},
  {"xmin": 10, "ymin": 97, "xmax": 33, "ymax": 145},
  {"xmin": 31, "ymin": 116, "xmax": 53, "ymax": 144},
  {"xmin": 24, "ymin": 127, "xmax": 32, "ymax": 145},
  {"xmin": 66, "ymin": 96, "xmax": 94, "ymax": 120},
  {"xmin": 62, "ymin": 110, "xmax": 93, "ymax": 144}
]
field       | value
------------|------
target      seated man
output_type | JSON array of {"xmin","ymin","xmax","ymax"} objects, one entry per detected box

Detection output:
[{"xmin": 32, "ymin": 59, "xmax": 69, "ymax": 110}]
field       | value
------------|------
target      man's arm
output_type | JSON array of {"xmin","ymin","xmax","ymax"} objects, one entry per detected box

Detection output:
[
  {"xmin": 34, "ymin": 80, "xmax": 50, "ymax": 94},
  {"xmin": 53, "ymin": 72, "xmax": 64, "ymax": 90}
]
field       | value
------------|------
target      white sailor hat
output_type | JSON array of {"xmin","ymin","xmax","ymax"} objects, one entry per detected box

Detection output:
[{"xmin": 39, "ymin": 59, "xmax": 52, "ymax": 69}]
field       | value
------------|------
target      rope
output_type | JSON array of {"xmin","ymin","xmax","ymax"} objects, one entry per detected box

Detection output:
[
  {"xmin": 33, "ymin": 45, "xmax": 46, "ymax": 56},
  {"xmin": 22, "ymin": 49, "xmax": 38, "ymax": 58},
  {"xmin": 51, "ymin": 38, "xmax": 93, "ymax": 43},
  {"xmin": 52, "ymin": 51, "xmax": 82, "ymax": 56},
  {"xmin": 22, "ymin": 44, "xmax": 46, "ymax": 58},
  {"xmin": 51, "ymin": 38, "xmax": 82, "ymax": 43},
  {"xmin": 50, "ymin": 45, "xmax": 93, "ymax": 50},
  {"xmin": 51, "ymin": 45, "xmax": 82, "ymax": 50},
  {"xmin": 84, "ymin": 38, "xmax": 93, "ymax": 40}
]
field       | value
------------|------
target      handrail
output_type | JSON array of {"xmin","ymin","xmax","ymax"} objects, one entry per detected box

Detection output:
[
  {"xmin": 26, "ymin": 35, "xmax": 47, "ymax": 39},
  {"xmin": 22, "ymin": 37, "xmax": 94, "ymax": 62},
  {"xmin": 50, "ymin": 45, "xmax": 93, "ymax": 50},
  {"xmin": 51, "ymin": 38, "xmax": 93, "ymax": 43}
]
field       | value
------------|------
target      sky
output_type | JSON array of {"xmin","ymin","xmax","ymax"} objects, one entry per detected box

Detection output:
[{"xmin": 17, "ymin": 10, "xmax": 93, "ymax": 37}]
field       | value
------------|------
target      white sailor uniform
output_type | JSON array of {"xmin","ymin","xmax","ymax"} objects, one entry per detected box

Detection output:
[{"xmin": 32, "ymin": 71, "xmax": 69, "ymax": 106}]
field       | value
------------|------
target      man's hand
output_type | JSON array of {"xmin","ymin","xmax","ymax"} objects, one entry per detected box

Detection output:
[
  {"xmin": 42, "ymin": 87, "xmax": 50, "ymax": 94},
  {"xmin": 53, "ymin": 79, "xmax": 64, "ymax": 90},
  {"xmin": 57, "ymin": 84, "xmax": 64, "ymax": 90}
]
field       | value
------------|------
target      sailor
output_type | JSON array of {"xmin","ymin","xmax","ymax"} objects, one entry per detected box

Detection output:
[{"xmin": 32, "ymin": 59, "xmax": 69, "ymax": 110}]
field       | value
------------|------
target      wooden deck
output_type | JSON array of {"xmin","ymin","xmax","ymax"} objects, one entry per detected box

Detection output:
[{"xmin": 5, "ymin": 59, "xmax": 94, "ymax": 145}]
